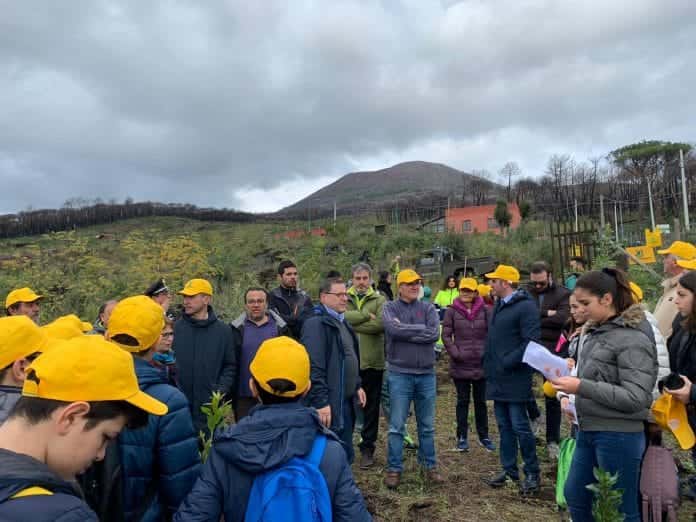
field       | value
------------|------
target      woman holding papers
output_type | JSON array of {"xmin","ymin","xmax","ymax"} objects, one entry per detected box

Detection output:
[{"xmin": 552, "ymin": 268, "xmax": 658, "ymax": 522}]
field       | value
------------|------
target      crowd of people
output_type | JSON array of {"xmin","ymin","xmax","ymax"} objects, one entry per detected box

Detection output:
[{"xmin": 1, "ymin": 241, "xmax": 696, "ymax": 520}]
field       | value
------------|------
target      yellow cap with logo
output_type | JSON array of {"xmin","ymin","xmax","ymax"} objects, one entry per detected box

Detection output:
[
  {"xmin": 477, "ymin": 284, "xmax": 492, "ymax": 297},
  {"xmin": 0, "ymin": 316, "xmax": 49, "ymax": 369},
  {"xmin": 652, "ymin": 392, "xmax": 695, "ymax": 450},
  {"xmin": 458, "ymin": 278, "xmax": 478, "ymax": 291},
  {"xmin": 250, "ymin": 336, "xmax": 310, "ymax": 398},
  {"xmin": 22, "ymin": 335, "xmax": 168, "ymax": 416},
  {"xmin": 42, "ymin": 314, "xmax": 92, "ymax": 341},
  {"xmin": 485, "ymin": 265, "xmax": 520, "ymax": 283},
  {"xmin": 657, "ymin": 241, "xmax": 696, "ymax": 260},
  {"xmin": 396, "ymin": 269, "xmax": 422, "ymax": 286},
  {"xmin": 5, "ymin": 287, "xmax": 43, "ymax": 309},
  {"xmin": 178, "ymin": 278, "xmax": 213, "ymax": 297},
  {"xmin": 107, "ymin": 296, "xmax": 165, "ymax": 353}
]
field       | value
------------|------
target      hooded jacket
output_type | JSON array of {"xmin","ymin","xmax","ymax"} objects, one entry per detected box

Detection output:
[
  {"xmin": 172, "ymin": 403, "xmax": 372, "ymax": 522},
  {"xmin": 575, "ymin": 305, "xmax": 658, "ymax": 432},
  {"xmin": 442, "ymin": 297, "xmax": 489, "ymax": 380},
  {"xmin": 269, "ymin": 286, "xmax": 314, "ymax": 339},
  {"xmin": 345, "ymin": 287, "xmax": 386, "ymax": 371},
  {"xmin": 172, "ymin": 306, "xmax": 237, "ymax": 433},
  {"xmin": 301, "ymin": 306, "xmax": 361, "ymax": 432},
  {"xmin": 0, "ymin": 385, "xmax": 21, "ymax": 425},
  {"xmin": 118, "ymin": 357, "xmax": 201, "ymax": 522},
  {"xmin": 0, "ymin": 448, "xmax": 98, "ymax": 521},
  {"xmin": 483, "ymin": 290, "xmax": 541, "ymax": 402}
]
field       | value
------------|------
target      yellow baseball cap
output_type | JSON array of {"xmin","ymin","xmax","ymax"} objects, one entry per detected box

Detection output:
[
  {"xmin": 629, "ymin": 282, "xmax": 643, "ymax": 303},
  {"xmin": 458, "ymin": 278, "xmax": 478, "ymax": 291},
  {"xmin": 0, "ymin": 316, "xmax": 49, "ymax": 369},
  {"xmin": 250, "ymin": 336, "xmax": 310, "ymax": 398},
  {"xmin": 178, "ymin": 278, "xmax": 213, "ymax": 297},
  {"xmin": 396, "ymin": 269, "xmax": 422, "ymax": 286},
  {"xmin": 42, "ymin": 315, "xmax": 92, "ymax": 341},
  {"xmin": 657, "ymin": 241, "xmax": 696, "ymax": 260},
  {"xmin": 107, "ymin": 296, "xmax": 165, "ymax": 353},
  {"xmin": 5, "ymin": 287, "xmax": 43, "ymax": 309},
  {"xmin": 677, "ymin": 259, "xmax": 696, "ymax": 270},
  {"xmin": 652, "ymin": 392, "xmax": 695, "ymax": 450},
  {"xmin": 22, "ymin": 335, "xmax": 167, "ymax": 416},
  {"xmin": 477, "ymin": 284, "xmax": 492, "ymax": 297},
  {"xmin": 485, "ymin": 265, "xmax": 520, "ymax": 283}
]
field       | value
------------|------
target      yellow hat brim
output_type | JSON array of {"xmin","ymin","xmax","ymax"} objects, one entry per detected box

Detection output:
[{"xmin": 125, "ymin": 389, "xmax": 168, "ymax": 416}]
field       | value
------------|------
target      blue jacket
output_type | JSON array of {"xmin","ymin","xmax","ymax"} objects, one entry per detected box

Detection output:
[
  {"xmin": 0, "ymin": 448, "xmax": 98, "ymax": 521},
  {"xmin": 173, "ymin": 403, "xmax": 372, "ymax": 522},
  {"xmin": 382, "ymin": 298, "xmax": 440, "ymax": 374},
  {"xmin": 172, "ymin": 306, "xmax": 237, "ymax": 433},
  {"xmin": 301, "ymin": 306, "xmax": 361, "ymax": 432},
  {"xmin": 484, "ymin": 290, "xmax": 541, "ymax": 402},
  {"xmin": 118, "ymin": 357, "xmax": 201, "ymax": 522}
]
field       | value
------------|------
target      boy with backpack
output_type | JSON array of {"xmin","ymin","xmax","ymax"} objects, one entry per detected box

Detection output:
[
  {"xmin": 0, "ymin": 335, "xmax": 168, "ymax": 521},
  {"xmin": 104, "ymin": 295, "xmax": 201, "ymax": 521},
  {"xmin": 173, "ymin": 335, "xmax": 372, "ymax": 522}
]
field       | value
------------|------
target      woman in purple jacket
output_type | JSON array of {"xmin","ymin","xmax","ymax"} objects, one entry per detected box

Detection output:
[{"xmin": 442, "ymin": 278, "xmax": 495, "ymax": 452}]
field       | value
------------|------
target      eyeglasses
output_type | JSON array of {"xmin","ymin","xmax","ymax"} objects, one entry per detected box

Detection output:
[
  {"xmin": 161, "ymin": 332, "xmax": 174, "ymax": 338},
  {"xmin": 325, "ymin": 292, "xmax": 349, "ymax": 298}
]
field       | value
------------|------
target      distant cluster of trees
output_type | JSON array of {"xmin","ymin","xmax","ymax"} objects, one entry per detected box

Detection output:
[{"xmin": 0, "ymin": 200, "xmax": 254, "ymax": 238}]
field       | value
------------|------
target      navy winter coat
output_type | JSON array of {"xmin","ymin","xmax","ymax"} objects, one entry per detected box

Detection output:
[
  {"xmin": 118, "ymin": 357, "xmax": 201, "ymax": 522},
  {"xmin": 301, "ymin": 306, "xmax": 361, "ymax": 432},
  {"xmin": 0, "ymin": 448, "xmax": 98, "ymax": 521},
  {"xmin": 483, "ymin": 290, "xmax": 541, "ymax": 402},
  {"xmin": 173, "ymin": 403, "xmax": 372, "ymax": 522},
  {"xmin": 172, "ymin": 306, "xmax": 237, "ymax": 433}
]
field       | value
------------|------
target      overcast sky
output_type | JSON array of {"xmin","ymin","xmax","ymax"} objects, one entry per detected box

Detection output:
[{"xmin": 1, "ymin": 1, "xmax": 695, "ymax": 214}]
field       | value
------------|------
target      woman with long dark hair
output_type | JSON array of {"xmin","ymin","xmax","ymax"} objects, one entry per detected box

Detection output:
[
  {"xmin": 377, "ymin": 271, "xmax": 394, "ymax": 301},
  {"xmin": 552, "ymin": 268, "xmax": 658, "ymax": 522}
]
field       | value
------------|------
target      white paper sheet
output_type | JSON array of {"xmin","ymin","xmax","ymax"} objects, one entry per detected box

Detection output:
[{"xmin": 522, "ymin": 341, "xmax": 570, "ymax": 380}]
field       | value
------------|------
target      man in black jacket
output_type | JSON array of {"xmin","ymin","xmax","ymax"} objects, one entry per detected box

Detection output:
[
  {"xmin": 230, "ymin": 287, "xmax": 289, "ymax": 420},
  {"xmin": 173, "ymin": 279, "xmax": 237, "ymax": 434},
  {"xmin": 269, "ymin": 260, "xmax": 313, "ymax": 339},
  {"xmin": 526, "ymin": 261, "xmax": 570, "ymax": 459}
]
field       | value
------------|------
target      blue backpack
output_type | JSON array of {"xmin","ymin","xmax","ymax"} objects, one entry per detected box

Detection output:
[{"xmin": 245, "ymin": 434, "xmax": 332, "ymax": 522}]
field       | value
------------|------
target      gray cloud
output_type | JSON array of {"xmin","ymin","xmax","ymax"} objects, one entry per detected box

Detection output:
[{"xmin": 1, "ymin": 0, "xmax": 695, "ymax": 213}]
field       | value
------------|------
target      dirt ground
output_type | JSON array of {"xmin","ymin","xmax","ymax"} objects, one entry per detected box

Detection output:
[{"xmin": 352, "ymin": 358, "xmax": 696, "ymax": 521}]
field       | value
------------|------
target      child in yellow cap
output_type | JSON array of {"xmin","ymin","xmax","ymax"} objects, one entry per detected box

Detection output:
[{"xmin": 0, "ymin": 335, "xmax": 166, "ymax": 521}]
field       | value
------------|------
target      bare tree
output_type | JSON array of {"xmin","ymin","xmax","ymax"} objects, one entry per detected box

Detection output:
[{"xmin": 499, "ymin": 162, "xmax": 521, "ymax": 202}]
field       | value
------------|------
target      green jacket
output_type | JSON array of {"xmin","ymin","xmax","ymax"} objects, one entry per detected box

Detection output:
[
  {"xmin": 345, "ymin": 287, "xmax": 386, "ymax": 370},
  {"xmin": 433, "ymin": 288, "xmax": 458, "ymax": 308}
]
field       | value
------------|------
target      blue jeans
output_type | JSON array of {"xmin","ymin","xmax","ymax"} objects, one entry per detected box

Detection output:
[
  {"xmin": 564, "ymin": 430, "xmax": 645, "ymax": 522},
  {"xmin": 493, "ymin": 401, "xmax": 539, "ymax": 478},
  {"xmin": 387, "ymin": 371, "xmax": 437, "ymax": 472}
]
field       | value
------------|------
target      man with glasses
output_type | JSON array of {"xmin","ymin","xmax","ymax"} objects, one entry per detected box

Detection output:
[
  {"xmin": 0, "ymin": 316, "xmax": 48, "ymax": 424},
  {"xmin": 230, "ymin": 287, "xmax": 289, "ymax": 420},
  {"xmin": 526, "ymin": 261, "xmax": 570, "ymax": 460},
  {"xmin": 382, "ymin": 269, "xmax": 444, "ymax": 489},
  {"xmin": 301, "ymin": 276, "xmax": 366, "ymax": 463}
]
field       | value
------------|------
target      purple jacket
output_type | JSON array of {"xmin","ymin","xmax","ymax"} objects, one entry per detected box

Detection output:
[
  {"xmin": 382, "ymin": 298, "xmax": 440, "ymax": 374},
  {"xmin": 442, "ymin": 297, "xmax": 489, "ymax": 380}
]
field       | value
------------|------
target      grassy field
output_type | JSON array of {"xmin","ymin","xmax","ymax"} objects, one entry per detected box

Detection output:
[{"xmin": 352, "ymin": 358, "xmax": 696, "ymax": 521}]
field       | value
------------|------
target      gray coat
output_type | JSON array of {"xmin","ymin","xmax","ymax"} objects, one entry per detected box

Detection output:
[{"xmin": 575, "ymin": 305, "xmax": 658, "ymax": 432}]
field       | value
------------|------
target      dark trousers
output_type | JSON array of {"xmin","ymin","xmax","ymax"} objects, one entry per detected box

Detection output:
[
  {"xmin": 453, "ymin": 378, "xmax": 488, "ymax": 440},
  {"xmin": 358, "ymin": 368, "xmax": 383, "ymax": 453},
  {"xmin": 544, "ymin": 394, "xmax": 561, "ymax": 444},
  {"xmin": 234, "ymin": 397, "xmax": 258, "ymax": 422},
  {"xmin": 334, "ymin": 398, "xmax": 356, "ymax": 464},
  {"xmin": 494, "ymin": 401, "xmax": 539, "ymax": 478}
]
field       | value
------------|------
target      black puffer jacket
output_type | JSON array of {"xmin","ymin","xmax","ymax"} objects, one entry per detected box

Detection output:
[
  {"xmin": 667, "ymin": 316, "xmax": 696, "ymax": 405},
  {"xmin": 269, "ymin": 286, "xmax": 314, "ymax": 339},
  {"xmin": 527, "ymin": 282, "xmax": 571, "ymax": 353}
]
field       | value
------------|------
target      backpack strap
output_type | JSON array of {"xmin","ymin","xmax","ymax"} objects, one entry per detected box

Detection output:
[
  {"xmin": 307, "ymin": 435, "xmax": 327, "ymax": 467},
  {"xmin": 10, "ymin": 487, "xmax": 53, "ymax": 499}
]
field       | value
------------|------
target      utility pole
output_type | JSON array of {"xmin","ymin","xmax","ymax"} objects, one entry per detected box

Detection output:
[
  {"xmin": 619, "ymin": 200, "xmax": 624, "ymax": 242},
  {"xmin": 574, "ymin": 199, "xmax": 578, "ymax": 232},
  {"xmin": 307, "ymin": 202, "xmax": 311, "ymax": 232},
  {"xmin": 647, "ymin": 180, "xmax": 656, "ymax": 231},
  {"xmin": 613, "ymin": 200, "xmax": 619, "ymax": 242},
  {"xmin": 599, "ymin": 194, "xmax": 606, "ymax": 231},
  {"xmin": 447, "ymin": 197, "xmax": 450, "ymax": 232},
  {"xmin": 333, "ymin": 199, "xmax": 337, "ymax": 229},
  {"xmin": 680, "ymin": 148, "xmax": 690, "ymax": 231}
]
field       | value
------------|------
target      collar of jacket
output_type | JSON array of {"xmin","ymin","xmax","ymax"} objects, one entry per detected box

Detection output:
[
  {"xmin": 322, "ymin": 304, "xmax": 345, "ymax": 323},
  {"xmin": 231, "ymin": 309, "xmax": 286, "ymax": 329},
  {"xmin": 582, "ymin": 303, "xmax": 647, "ymax": 334}
]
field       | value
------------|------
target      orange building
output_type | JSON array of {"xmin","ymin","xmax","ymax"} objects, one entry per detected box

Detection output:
[{"xmin": 445, "ymin": 203, "xmax": 521, "ymax": 235}]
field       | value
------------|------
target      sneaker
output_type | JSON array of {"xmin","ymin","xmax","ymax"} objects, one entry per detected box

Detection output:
[
  {"xmin": 423, "ymin": 468, "xmax": 445, "ymax": 484},
  {"xmin": 484, "ymin": 470, "xmax": 519, "ymax": 488},
  {"xmin": 403, "ymin": 434, "xmax": 418, "ymax": 450},
  {"xmin": 479, "ymin": 438, "xmax": 496, "ymax": 452},
  {"xmin": 359, "ymin": 450, "xmax": 375, "ymax": 470},
  {"xmin": 456, "ymin": 437, "xmax": 469, "ymax": 452},
  {"xmin": 519, "ymin": 474, "xmax": 540, "ymax": 495},
  {"xmin": 547, "ymin": 441, "xmax": 560, "ymax": 460}
]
